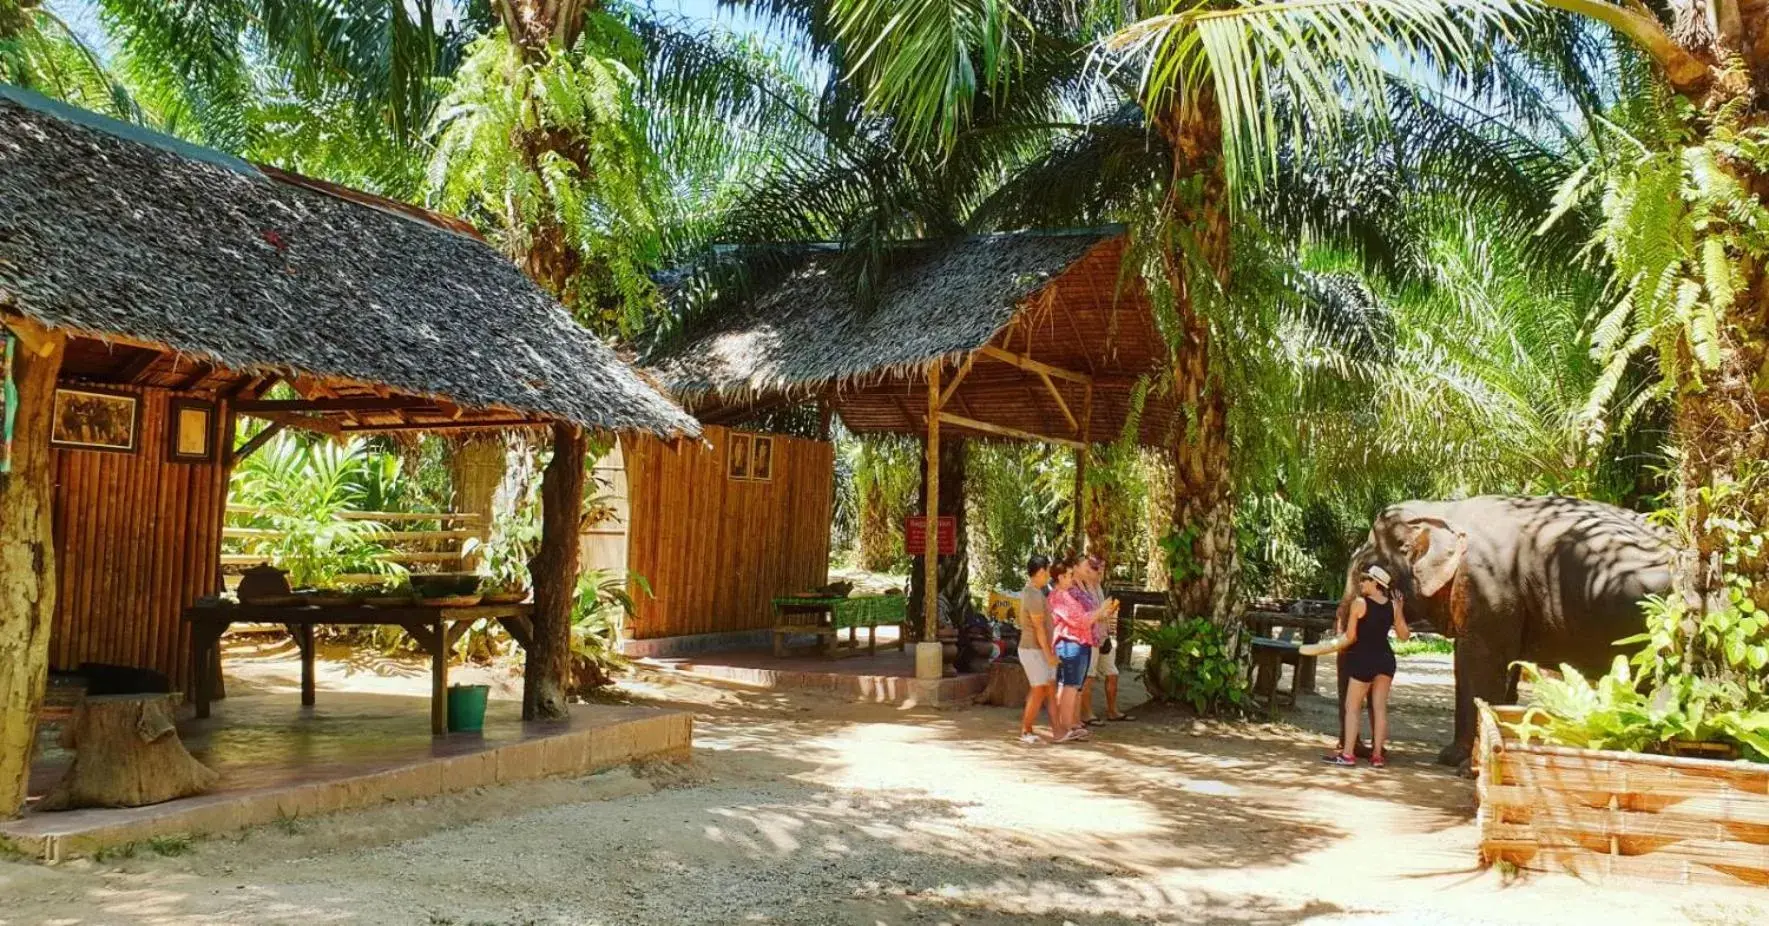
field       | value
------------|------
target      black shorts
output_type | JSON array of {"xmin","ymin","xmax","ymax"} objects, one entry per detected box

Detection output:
[{"xmin": 1344, "ymin": 650, "xmax": 1396, "ymax": 683}]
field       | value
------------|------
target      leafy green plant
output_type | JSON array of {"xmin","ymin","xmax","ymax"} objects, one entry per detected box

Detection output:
[
  {"xmin": 229, "ymin": 436, "xmax": 401, "ymax": 589},
  {"xmin": 1136, "ymin": 618, "xmax": 1247, "ymax": 714},
  {"xmin": 1159, "ymin": 525, "xmax": 1205, "ymax": 586},
  {"xmin": 569, "ymin": 568, "xmax": 651, "ymax": 692},
  {"xmin": 1508, "ymin": 657, "xmax": 1769, "ymax": 761}
]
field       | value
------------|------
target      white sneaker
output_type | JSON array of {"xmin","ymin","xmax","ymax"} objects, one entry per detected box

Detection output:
[{"xmin": 1018, "ymin": 732, "xmax": 1040, "ymax": 745}]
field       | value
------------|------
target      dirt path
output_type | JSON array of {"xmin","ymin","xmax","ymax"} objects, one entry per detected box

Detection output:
[{"xmin": 1, "ymin": 651, "xmax": 1762, "ymax": 925}]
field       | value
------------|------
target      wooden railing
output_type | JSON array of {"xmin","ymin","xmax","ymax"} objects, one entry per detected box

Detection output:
[{"xmin": 221, "ymin": 507, "xmax": 487, "ymax": 581}]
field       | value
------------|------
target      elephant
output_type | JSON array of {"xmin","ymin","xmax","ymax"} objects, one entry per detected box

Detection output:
[{"xmin": 1337, "ymin": 495, "xmax": 1674, "ymax": 768}]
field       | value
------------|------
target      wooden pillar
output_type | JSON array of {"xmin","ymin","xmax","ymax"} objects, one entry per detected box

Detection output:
[
  {"xmin": 524, "ymin": 421, "xmax": 586, "ymax": 722},
  {"xmin": 817, "ymin": 399, "xmax": 834, "ymax": 442},
  {"xmin": 1070, "ymin": 382, "xmax": 1094, "ymax": 551},
  {"xmin": 0, "ymin": 317, "xmax": 66, "ymax": 818},
  {"xmin": 922, "ymin": 365, "xmax": 941, "ymax": 641}
]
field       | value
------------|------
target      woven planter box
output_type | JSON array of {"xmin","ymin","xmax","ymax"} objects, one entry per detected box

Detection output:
[{"xmin": 1475, "ymin": 701, "xmax": 1769, "ymax": 887}]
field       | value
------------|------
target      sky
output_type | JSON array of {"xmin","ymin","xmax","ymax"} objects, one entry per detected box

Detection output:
[{"xmin": 48, "ymin": 0, "xmax": 773, "ymax": 55}]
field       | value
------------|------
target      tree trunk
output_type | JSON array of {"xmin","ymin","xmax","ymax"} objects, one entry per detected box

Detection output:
[
  {"xmin": 1142, "ymin": 451, "xmax": 1174, "ymax": 595},
  {"xmin": 1652, "ymin": 14, "xmax": 1769, "ymax": 650},
  {"xmin": 525, "ymin": 422, "xmax": 585, "ymax": 721},
  {"xmin": 0, "ymin": 318, "xmax": 64, "ymax": 818},
  {"xmin": 908, "ymin": 437, "xmax": 968, "ymax": 638},
  {"xmin": 36, "ymin": 694, "xmax": 217, "ymax": 811},
  {"xmin": 858, "ymin": 458, "xmax": 901, "ymax": 572},
  {"xmin": 1156, "ymin": 103, "xmax": 1239, "ymax": 628}
]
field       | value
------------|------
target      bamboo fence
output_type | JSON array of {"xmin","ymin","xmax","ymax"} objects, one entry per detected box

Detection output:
[{"xmin": 1476, "ymin": 700, "xmax": 1769, "ymax": 887}]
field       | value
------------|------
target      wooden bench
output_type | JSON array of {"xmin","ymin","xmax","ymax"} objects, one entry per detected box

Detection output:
[
  {"xmin": 771, "ymin": 623, "xmax": 842, "ymax": 657},
  {"xmin": 1249, "ymin": 638, "xmax": 1302, "ymax": 716}
]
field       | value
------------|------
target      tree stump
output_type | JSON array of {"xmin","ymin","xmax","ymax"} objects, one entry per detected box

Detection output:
[
  {"xmin": 974, "ymin": 660, "xmax": 1031, "ymax": 707},
  {"xmin": 37, "ymin": 694, "xmax": 217, "ymax": 810}
]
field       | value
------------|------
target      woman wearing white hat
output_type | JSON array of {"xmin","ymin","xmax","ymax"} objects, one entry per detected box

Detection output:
[{"xmin": 1321, "ymin": 564, "xmax": 1409, "ymax": 768}]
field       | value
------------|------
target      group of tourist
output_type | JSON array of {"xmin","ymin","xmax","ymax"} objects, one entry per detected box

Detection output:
[
  {"xmin": 1014, "ymin": 553, "xmax": 1135, "ymax": 745},
  {"xmin": 1011, "ymin": 551, "xmax": 1412, "ymax": 765}
]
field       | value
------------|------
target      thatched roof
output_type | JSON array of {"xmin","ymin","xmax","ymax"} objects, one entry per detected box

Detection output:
[
  {"xmin": 0, "ymin": 87, "xmax": 697, "ymax": 437},
  {"xmin": 649, "ymin": 231, "xmax": 1184, "ymax": 449},
  {"xmin": 651, "ymin": 231, "xmax": 1115, "ymax": 397}
]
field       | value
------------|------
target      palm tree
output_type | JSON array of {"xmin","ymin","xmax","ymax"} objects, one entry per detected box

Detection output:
[
  {"xmin": 1107, "ymin": 0, "xmax": 1765, "ymax": 647},
  {"xmin": 793, "ymin": 0, "xmax": 1619, "ymax": 626},
  {"xmin": 1, "ymin": 0, "xmax": 134, "ymax": 118}
]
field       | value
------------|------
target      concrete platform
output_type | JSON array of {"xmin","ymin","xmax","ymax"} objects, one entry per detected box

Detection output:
[
  {"xmin": 641, "ymin": 648, "xmax": 989, "ymax": 706},
  {"xmin": 2, "ymin": 692, "xmax": 691, "ymax": 861}
]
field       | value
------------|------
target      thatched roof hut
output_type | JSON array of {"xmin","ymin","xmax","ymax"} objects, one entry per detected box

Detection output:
[
  {"xmin": 0, "ymin": 87, "xmax": 696, "ymax": 437},
  {"xmin": 650, "ymin": 231, "xmax": 1178, "ymax": 447}
]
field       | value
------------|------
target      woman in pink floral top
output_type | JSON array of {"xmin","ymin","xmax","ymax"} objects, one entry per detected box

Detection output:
[{"xmin": 1046, "ymin": 557, "xmax": 1119, "ymax": 743}]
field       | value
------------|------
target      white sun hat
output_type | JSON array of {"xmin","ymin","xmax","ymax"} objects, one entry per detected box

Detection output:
[{"xmin": 1362, "ymin": 564, "xmax": 1392, "ymax": 590}]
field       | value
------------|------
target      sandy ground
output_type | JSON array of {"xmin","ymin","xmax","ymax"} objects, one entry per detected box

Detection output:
[{"xmin": 2, "ymin": 644, "xmax": 1765, "ymax": 926}]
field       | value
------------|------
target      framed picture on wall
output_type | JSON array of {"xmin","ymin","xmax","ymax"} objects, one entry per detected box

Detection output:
[
  {"xmin": 50, "ymin": 387, "xmax": 139, "ymax": 453},
  {"xmin": 727, "ymin": 432, "xmax": 752, "ymax": 480},
  {"xmin": 750, "ymin": 435, "xmax": 774, "ymax": 482},
  {"xmin": 168, "ymin": 399, "xmax": 217, "ymax": 462}
]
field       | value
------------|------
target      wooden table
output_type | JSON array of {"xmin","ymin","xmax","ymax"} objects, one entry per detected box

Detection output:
[
  {"xmin": 184, "ymin": 603, "xmax": 534, "ymax": 735},
  {"xmin": 771, "ymin": 594, "xmax": 907, "ymax": 659},
  {"xmin": 1241, "ymin": 610, "xmax": 1334, "ymax": 694},
  {"xmin": 1249, "ymin": 638, "xmax": 1302, "ymax": 716}
]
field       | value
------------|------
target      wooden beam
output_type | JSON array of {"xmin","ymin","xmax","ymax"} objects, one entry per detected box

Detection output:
[
  {"xmin": 174, "ymin": 362, "xmax": 213, "ymax": 392},
  {"xmin": 1039, "ymin": 371, "xmax": 1078, "ymax": 433},
  {"xmin": 230, "ymin": 421, "xmax": 287, "ymax": 465},
  {"xmin": 236, "ymin": 397, "xmax": 444, "ymax": 414},
  {"xmin": 113, "ymin": 347, "xmax": 164, "ymax": 384},
  {"xmin": 936, "ymin": 411, "xmax": 1085, "ymax": 450},
  {"xmin": 937, "ymin": 354, "xmax": 976, "ymax": 410},
  {"xmin": 339, "ymin": 418, "xmax": 549, "ymax": 434},
  {"xmin": 976, "ymin": 345, "xmax": 1091, "ymax": 385},
  {"xmin": 256, "ymin": 412, "xmax": 342, "ymax": 436},
  {"xmin": 922, "ymin": 365, "xmax": 941, "ymax": 641}
]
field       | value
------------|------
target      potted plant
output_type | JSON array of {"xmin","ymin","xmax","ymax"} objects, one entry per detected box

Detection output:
[{"xmin": 467, "ymin": 503, "xmax": 538, "ymax": 606}]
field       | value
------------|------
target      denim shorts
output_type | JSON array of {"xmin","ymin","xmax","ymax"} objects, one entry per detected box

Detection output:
[{"xmin": 1054, "ymin": 640, "xmax": 1092, "ymax": 688}]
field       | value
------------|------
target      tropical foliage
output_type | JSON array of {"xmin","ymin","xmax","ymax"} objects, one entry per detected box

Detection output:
[
  {"xmin": 1136, "ymin": 617, "xmax": 1247, "ymax": 713},
  {"xmin": 228, "ymin": 437, "xmax": 400, "ymax": 589}
]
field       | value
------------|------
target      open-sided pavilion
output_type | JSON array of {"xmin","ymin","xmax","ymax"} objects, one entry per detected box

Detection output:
[
  {"xmin": 650, "ymin": 230, "xmax": 1178, "ymax": 679},
  {"xmin": 0, "ymin": 86, "xmax": 698, "ymax": 834}
]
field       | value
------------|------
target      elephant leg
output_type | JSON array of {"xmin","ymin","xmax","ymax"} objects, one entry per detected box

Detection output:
[{"xmin": 1441, "ymin": 635, "xmax": 1517, "ymax": 769}]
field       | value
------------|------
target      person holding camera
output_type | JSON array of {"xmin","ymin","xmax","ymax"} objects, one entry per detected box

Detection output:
[
  {"xmin": 1076, "ymin": 555, "xmax": 1132, "ymax": 724},
  {"xmin": 1048, "ymin": 557, "xmax": 1119, "ymax": 743}
]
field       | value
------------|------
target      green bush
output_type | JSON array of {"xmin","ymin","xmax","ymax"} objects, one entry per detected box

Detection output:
[{"xmin": 1136, "ymin": 618, "xmax": 1247, "ymax": 714}]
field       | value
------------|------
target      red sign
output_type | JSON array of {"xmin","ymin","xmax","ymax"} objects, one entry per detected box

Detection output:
[{"xmin": 905, "ymin": 516, "xmax": 957, "ymax": 556}]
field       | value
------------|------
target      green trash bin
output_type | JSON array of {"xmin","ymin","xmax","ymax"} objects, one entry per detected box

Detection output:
[{"xmin": 446, "ymin": 684, "xmax": 490, "ymax": 733}]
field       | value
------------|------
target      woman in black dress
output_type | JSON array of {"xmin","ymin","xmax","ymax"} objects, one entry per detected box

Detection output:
[{"xmin": 1323, "ymin": 564, "xmax": 1409, "ymax": 768}]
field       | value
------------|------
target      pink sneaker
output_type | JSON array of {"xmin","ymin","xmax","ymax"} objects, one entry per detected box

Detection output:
[{"xmin": 1371, "ymin": 754, "xmax": 1387, "ymax": 769}]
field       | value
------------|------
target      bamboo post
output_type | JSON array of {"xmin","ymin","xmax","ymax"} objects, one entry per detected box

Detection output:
[
  {"xmin": 1074, "ymin": 382, "xmax": 1093, "ymax": 549},
  {"xmin": 0, "ymin": 316, "xmax": 66, "ymax": 818},
  {"xmin": 915, "ymin": 364, "xmax": 943, "ymax": 680}
]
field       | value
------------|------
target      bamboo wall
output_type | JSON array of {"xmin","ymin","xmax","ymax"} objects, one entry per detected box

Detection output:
[
  {"xmin": 623, "ymin": 426, "xmax": 833, "ymax": 640},
  {"xmin": 49, "ymin": 386, "xmax": 228, "ymax": 690}
]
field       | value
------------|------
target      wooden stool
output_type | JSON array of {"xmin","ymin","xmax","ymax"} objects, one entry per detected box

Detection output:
[
  {"xmin": 1249, "ymin": 639, "xmax": 1302, "ymax": 716},
  {"xmin": 37, "ymin": 693, "xmax": 217, "ymax": 810}
]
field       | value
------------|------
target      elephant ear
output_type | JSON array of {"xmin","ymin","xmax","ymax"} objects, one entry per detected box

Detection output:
[{"xmin": 1406, "ymin": 518, "xmax": 1467, "ymax": 598}]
